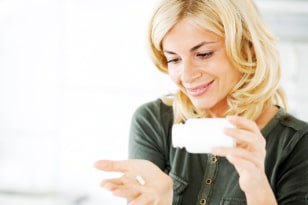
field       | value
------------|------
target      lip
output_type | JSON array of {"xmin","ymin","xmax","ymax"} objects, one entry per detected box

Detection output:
[{"xmin": 186, "ymin": 80, "xmax": 214, "ymax": 97}]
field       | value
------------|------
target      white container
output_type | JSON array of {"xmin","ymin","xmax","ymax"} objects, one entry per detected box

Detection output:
[{"xmin": 172, "ymin": 118, "xmax": 235, "ymax": 153}]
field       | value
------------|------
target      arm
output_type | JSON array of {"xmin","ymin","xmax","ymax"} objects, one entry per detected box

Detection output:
[
  {"xmin": 128, "ymin": 101, "xmax": 171, "ymax": 170},
  {"xmin": 275, "ymin": 132, "xmax": 308, "ymax": 204}
]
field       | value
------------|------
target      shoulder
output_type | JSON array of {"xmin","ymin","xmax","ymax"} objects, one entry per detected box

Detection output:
[
  {"xmin": 276, "ymin": 109, "xmax": 308, "ymax": 136},
  {"xmin": 128, "ymin": 98, "xmax": 174, "ymax": 163},
  {"xmin": 265, "ymin": 108, "xmax": 308, "ymax": 156},
  {"xmin": 132, "ymin": 98, "xmax": 174, "ymax": 124}
]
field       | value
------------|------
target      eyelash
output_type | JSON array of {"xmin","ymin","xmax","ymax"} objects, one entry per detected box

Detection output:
[
  {"xmin": 196, "ymin": 51, "xmax": 214, "ymax": 59},
  {"xmin": 166, "ymin": 51, "xmax": 214, "ymax": 64},
  {"xmin": 166, "ymin": 58, "xmax": 180, "ymax": 64}
]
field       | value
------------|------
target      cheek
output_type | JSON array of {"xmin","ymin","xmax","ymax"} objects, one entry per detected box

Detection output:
[
  {"xmin": 220, "ymin": 63, "xmax": 242, "ymax": 85},
  {"xmin": 223, "ymin": 72, "xmax": 241, "ymax": 93},
  {"xmin": 230, "ymin": 69, "xmax": 242, "ymax": 85},
  {"xmin": 168, "ymin": 68, "xmax": 181, "ymax": 84}
]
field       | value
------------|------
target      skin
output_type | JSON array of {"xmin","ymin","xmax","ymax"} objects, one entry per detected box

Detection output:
[{"xmin": 95, "ymin": 19, "xmax": 279, "ymax": 205}]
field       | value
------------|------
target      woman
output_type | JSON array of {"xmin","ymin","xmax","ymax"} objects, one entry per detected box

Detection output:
[{"xmin": 95, "ymin": 0, "xmax": 308, "ymax": 204}]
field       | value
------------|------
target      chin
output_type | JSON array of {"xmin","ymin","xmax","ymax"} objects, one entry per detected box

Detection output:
[{"xmin": 191, "ymin": 100, "xmax": 213, "ymax": 111}]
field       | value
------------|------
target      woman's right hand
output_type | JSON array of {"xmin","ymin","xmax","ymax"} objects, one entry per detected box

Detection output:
[{"xmin": 94, "ymin": 159, "xmax": 173, "ymax": 205}]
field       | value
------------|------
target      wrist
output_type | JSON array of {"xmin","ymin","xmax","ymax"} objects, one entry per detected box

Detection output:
[{"xmin": 245, "ymin": 175, "xmax": 277, "ymax": 205}]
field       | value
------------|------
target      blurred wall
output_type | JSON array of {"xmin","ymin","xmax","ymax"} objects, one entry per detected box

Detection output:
[
  {"xmin": 0, "ymin": 0, "xmax": 307, "ymax": 205},
  {"xmin": 256, "ymin": 0, "xmax": 308, "ymax": 118}
]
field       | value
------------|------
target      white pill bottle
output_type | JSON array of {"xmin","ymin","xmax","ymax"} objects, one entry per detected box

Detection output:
[{"xmin": 172, "ymin": 118, "xmax": 235, "ymax": 153}]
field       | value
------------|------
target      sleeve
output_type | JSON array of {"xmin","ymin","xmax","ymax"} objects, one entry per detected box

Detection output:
[
  {"xmin": 276, "ymin": 131, "xmax": 308, "ymax": 204},
  {"xmin": 128, "ymin": 100, "xmax": 172, "ymax": 171}
]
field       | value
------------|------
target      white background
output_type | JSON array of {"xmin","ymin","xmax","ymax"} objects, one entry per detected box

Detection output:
[{"xmin": 1, "ymin": 0, "xmax": 308, "ymax": 204}]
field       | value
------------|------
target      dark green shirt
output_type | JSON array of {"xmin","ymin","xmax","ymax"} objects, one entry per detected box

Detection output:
[{"xmin": 128, "ymin": 99, "xmax": 308, "ymax": 205}]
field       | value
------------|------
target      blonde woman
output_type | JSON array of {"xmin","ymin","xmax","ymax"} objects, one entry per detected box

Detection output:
[{"xmin": 95, "ymin": 0, "xmax": 308, "ymax": 204}]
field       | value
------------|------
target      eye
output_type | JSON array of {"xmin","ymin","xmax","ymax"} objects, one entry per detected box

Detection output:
[
  {"xmin": 166, "ymin": 58, "xmax": 181, "ymax": 64},
  {"xmin": 196, "ymin": 51, "xmax": 214, "ymax": 59}
]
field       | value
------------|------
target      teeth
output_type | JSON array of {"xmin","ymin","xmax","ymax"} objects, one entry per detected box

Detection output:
[
  {"xmin": 191, "ymin": 88, "xmax": 203, "ymax": 92},
  {"xmin": 197, "ymin": 87, "xmax": 205, "ymax": 91},
  {"xmin": 188, "ymin": 86, "xmax": 206, "ymax": 95},
  {"xmin": 192, "ymin": 86, "xmax": 206, "ymax": 92}
]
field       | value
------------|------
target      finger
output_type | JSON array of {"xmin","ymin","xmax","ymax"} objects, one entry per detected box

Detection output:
[
  {"xmin": 229, "ymin": 152, "xmax": 264, "ymax": 169},
  {"xmin": 212, "ymin": 147, "xmax": 263, "ymax": 167},
  {"xmin": 110, "ymin": 177, "xmax": 145, "ymax": 200},
  {"xmin": 101, "ymin": 172, "xmax": 141, "ymax": 188},
  {"xmin": 227, "ymin": 115, "xmax": 259, "ymax": 132},
  {"xmin": 224, "ymin": 127, "xmax": 256, "ymax": 144},
  {"xmin": 101, "ymin": 176, "xmax": 144, "ymax": 200},
  {"xmin": 226, "ymin": 154, "xmax": 256, "ymax": 175},
  {"xmin": 224, "ymin": 127, "xmax": 266, "ymax": 149},
  {"xmin": 94, "ymin": 160, "xmax": 129, "ymax": 172},
  {"xmin": 112, "ymin": 184, "xmax": 142, "ymax": 200},
  {"xmin": 101, "ymin": 178, "xmax": 123, "ymax": 190},
  {"xmin": 226, "ymin": 154, "xmax": 265, "ymax": 179},
  {"xmin": 104, "ymin": 183, "xmax": 141, "ymax": 201}
]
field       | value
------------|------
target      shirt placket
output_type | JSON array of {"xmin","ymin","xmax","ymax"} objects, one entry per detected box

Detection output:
[{"xmin": 197, "ymin": 154, "xmax": 218, "ymax": 205}]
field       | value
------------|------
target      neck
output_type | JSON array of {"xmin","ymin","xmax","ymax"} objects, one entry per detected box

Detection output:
[{"xmin": 255, "ymin": 104, "xmax": 279, "ymax": 130}]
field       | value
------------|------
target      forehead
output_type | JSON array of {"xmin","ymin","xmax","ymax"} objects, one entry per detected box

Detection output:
[{"xmin": 162, "ymin": 19, "xmax": 223, "ymax": 51}]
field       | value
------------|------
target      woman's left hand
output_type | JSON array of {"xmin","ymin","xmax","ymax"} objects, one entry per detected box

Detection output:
[{"xmin": 212, "ymin": 115, "xmax": 267, "ymax": 193}]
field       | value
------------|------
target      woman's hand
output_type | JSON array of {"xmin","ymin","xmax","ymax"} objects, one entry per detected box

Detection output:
[
  {"xmin": 212, "ymin": 115, "xmax": 266, "ymax": 191},
  {"xmin": 212, "ymin": 115, "xmax": 277, "ymax": 205},
  {"xmin": 94, "ymin": 159, "xmax": 173, "ymax": 205}
]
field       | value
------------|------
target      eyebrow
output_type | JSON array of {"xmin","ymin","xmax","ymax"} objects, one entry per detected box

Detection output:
[{"xmin": 163, "ymin": 41, "xmax": 216, "ymax": 55}]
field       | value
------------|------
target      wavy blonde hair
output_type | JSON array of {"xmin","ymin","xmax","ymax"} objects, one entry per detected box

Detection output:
[{"xmin": 147, "ymin": 0, "xmax": 287, "ymax": 123}]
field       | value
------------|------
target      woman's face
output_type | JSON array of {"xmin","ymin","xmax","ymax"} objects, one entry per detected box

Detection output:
[{"xmin": 162, "ymin": 19, "xmax": 242, "ymax": 117}]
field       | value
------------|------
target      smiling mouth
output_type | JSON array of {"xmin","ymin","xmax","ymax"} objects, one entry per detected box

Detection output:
[{"xmin": 186, "ymin": 80, "xmax": 214, "ymax": 96}]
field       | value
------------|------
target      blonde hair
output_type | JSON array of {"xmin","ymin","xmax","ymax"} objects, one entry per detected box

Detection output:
[{"xmin": 148, "ymin": 0, "xmax": 287, "ymax": 123}]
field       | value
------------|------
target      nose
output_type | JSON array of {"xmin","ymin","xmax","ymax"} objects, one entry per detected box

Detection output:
[{"xmin": 181, "ymin": 59, "xmax": 202, "ymax": 83}]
